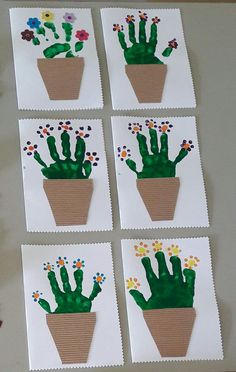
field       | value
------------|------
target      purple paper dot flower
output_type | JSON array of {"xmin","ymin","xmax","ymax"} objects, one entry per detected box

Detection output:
[
  {"xmin": 63, "ymin": 12, "xmax": 77, "ymax": 23},
  {"xmin": 27, "ymin": 17, "xmax": 41, "ymax": 29}
]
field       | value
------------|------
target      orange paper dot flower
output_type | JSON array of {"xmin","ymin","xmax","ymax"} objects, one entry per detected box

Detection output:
[
  {"xmin": 126, "ymin": 277, "xmax": 140, "ymax": 290},
  {"xmin": 56, "ymin": 256, "xmax": 68, "ymax": 268},
  {"xmin": 32, "ymin": 290, "xmax": 42, "ymax": 302},
  {"xmin": 128, "ymin": 122, "xmax": 142, "ymax": 134},
  {"xmin": 166, "ymin": 244, "xmax": 181, "ymax": 257},
  {"xmin": 43, "ymin": 262, "xmax": 54, "ymax": 272},
  {"xmin": 134, "ymin": 242, "xmax": 149, "ymax": 257},
  {"xmin": 158, "ymin": 121, "xmax": 173, "ymax": 133},
  {"xmin": 117, "ymin": 145, "xmax": 131, "ymax": 161},
  {"xmin": 152, "ymin": 241, "xmax": 163, "ymax": 252},
  {"xmin": 184, "ymin": 256, "xmax": 200, "ymax": 269},
  {"xmin": 181, "ymin": 140, "xmax": 194, "ymax": 152},
  {"xmin": 138, "ymin": 11, "xmax": 148, "ymax": 21},
  {"xmin": 145, "ymin": 119, "xmax": 157, "ymax": 129}
]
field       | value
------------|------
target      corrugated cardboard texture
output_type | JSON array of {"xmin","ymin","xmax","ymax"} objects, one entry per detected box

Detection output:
[
  {"xmin": 43, "ymin": 179, "xmax": 93, "ymax": 226},
  {"xmin": 125, "ymin": 64, "xmax": 167, "ymax": 103},
  {"xmin": 37, "ymin": 57, "xmax": 84, "ymax": 100},
  {"xmin": 46, "ymin": 312, "xmax": 96, "ymax": 364},
  {"xmin": 143, "ymin": 308, "xmax": 196, "ymax": 357},
  {"xmin": 136, "ymin": 177, "xmax": 180, "ymax": 221}
]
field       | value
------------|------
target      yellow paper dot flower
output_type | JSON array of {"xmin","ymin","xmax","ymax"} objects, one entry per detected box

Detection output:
[
  {"xmin": 152, "ymin": 240, "xmax": 163, "ymax": 252},
  {"xmin": 126, "ymin": 277, "xmax": 140, "ymax": 290},
  {"xmin": 41, "ymin": 10, "xmax": 54, "ymax": 22},
  {"xmin": 166, "ymin": 244, "xmax": 181, "ymax": 257},
  {"xmin": 134, "ymin": 242, "xmax": 149, "ymax": 257},
  {"xmin": 184, "ymin": 256, "xmax": 200, "ymax": 269}
]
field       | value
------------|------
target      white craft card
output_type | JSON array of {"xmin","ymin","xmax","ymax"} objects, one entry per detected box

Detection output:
[
  {"xmin": 122, "ymin": 237, "xmax": 223, "ymax": 362},
  {"xmin": 101, "ymin": 8, "xmax": 195, "ymax": 109},
  {"xmin": 22, "ymin": 243, "xmax": 123, "ymax": 370},
  {"xmin": 112, "ymin": 116, "xmax": 209, "ymax": 229},
  {"xmin": 10, "ymin": 8, "xmax": 103, "ymax": 110},
  {"xmin": 19, "ymin": 119, "xmax": 112, "ymax": 232}
]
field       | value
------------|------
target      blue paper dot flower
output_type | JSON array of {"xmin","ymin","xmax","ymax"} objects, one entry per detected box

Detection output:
[
  {"xmin": 32, "ymin": 290, "xmax": 42, "ymax": 302},
  {"xmin": 72, "ymin": 258, "xmax": 85, "ymax": 269},
  {"xmin": 27, "ymin": 17, "xmax": 41, "ymax": 29}
]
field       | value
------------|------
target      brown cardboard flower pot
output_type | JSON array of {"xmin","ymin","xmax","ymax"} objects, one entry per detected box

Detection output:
[
  {"xmin": 46, "ymin": 312, "xmax": 96, "ymax": 364},
  {"xmin": 37, "ymin": 57, "xmax": 84, "ymax": 100},
  {"xmin": 125, "ymin": 64, "xmax": 167, "ymax": 103},
  {"xmin": 136, "ymin": 177, "xmax": 180, "ymax": 221},
  {"xmin": 43, "ymin": 179, "xmax": 93, "ymax": 226},
  {"xmin": 143, "ymin": 308, "xmax": 196, "ymax": 357}
]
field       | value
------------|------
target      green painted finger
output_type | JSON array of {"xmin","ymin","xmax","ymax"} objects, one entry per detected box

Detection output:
[
  {"xmin": 160, "ymin": 133, "xmax": 168, "ymax": 159},
  {"xmin": 74, "ymin": 269, "xmax": 83, "ymax": 294},
  {"xmin": 137, "ymin": 132, "xmax": 149, "ymax": 157},
  {"xmin": 149, "ymin": 23, "xmax": 157, "ymax": 48},
  {"xmin": 89, "ymin": 282, "xmax": 102, "ymax": 301},
  {"xmin": 155, "ymin": 251, "xmax": 170, "ymax": 279},
  {"xmin": 126, "ymin": 159, "xmax": 138, "ymax": 174},
  {"xmin": 139, "ymin": 20, "xmax": 146, "ymax": 43},
  {"xmin": 61, "ymin": 131, "xmax": 71, "ymax": 159},
  {"xmin": 48, "ymin": 271, "xmax": 62, "ymax": 297},
  {"xmin": 38, "ymin": 299, "xmax": 51, "ymax": 313},
  {"xmin": 118, "ymin": 31, "xmax": 127, "ymax": 50},
  {"xmin": 74, "ymin": 136, "xmax": 85, "ymax": 162},
  {"xmin": 142, "ymin": 257, "xmax": 159, "ymax": 292},
  {"xmin": 47, "ymin": 136, "xmax": 60, "ymax": 162},
  {"xmin": 34, "ymin": 152, "xmax": 47, "ymax": 168},
  {"xmin": 183, "ymin": 268, "xmax": 196, "ymax": 296},
  {"xmin": 170, "ymin": 256, "xmax": 183, "ymax": 283},
  {"xmin": 60, "ymin": 266, "xmax": 72, "ymax": 293},
  {"xmin": 149, "ymin": 128, "xmax": 159, "ymax": 154},
  {"xmin": 128, "ymin": 22, "xmax": 136, "ymax": 44},
  {"xmin": 174, "ymin": 148, "xmax": 188, "ymax": 164},
  {"xmin": 129, "ymin": 289, "xmax": 147, "ymax": 310},
  {"xmin": 82, "ymin": 160, "xmax": 92, "ymax": 178}
]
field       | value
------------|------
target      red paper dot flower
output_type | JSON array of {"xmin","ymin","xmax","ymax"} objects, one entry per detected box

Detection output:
[
  {"xmin": 21, "ymin": 29, "xmax": 35, "ymax": 41},
  {"xmin": 75, "ymin": 29, "xmax": 89, "ymax": 41},
  {"xmin": 181, "ymin": 140, "xmax": 194, "ymax": 152},
  {"xmin": 86, "ymin": 152, "xmax": 99, "ymax": 166},
  {"xmin": 125, "ymin": 15, "xmax": 135, "ymax": 24},
  {"xmin": 168, "ymin": 38, "xmax": 178, "ymax": 49},
  {"xmin": 58, "ymin": 121, "xmax": 73, "ymax": 132},
  {"xmin": 138, "ymin": 11, "xmax": 148, "ymax": 21},
  {"xmin": 75, "ymin": 125, "xmax": 91, "ymax": 139},
  {"xmin": 23, "ymin": 141, "xmax": 38, "ymax": 156},
  {"xmin": 158, "ymin": 121, "xmax": 173, "ymax": 133},
  {"xmin": 113, "ymin": 24, "xmax": 123, "ymax": 32},
  {"xmin": 117, "ymin": 145, "xmax": 131, "ymax": 161},
  {"xmin": 152, "ymin": 16, "xmax": 161, "ymax": 24},
  {"xmin": 37, "ymin": 124, "xmax": 54, "ymax": 138}
]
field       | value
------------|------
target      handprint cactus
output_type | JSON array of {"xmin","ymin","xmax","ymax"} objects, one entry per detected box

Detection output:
[
  {"xmin": 120, "ymin": 120, "xmax": 193, "ymax": 178},
  {"xmin": 128, "ymin": 251, "xmax": 196, "ymax": 310},
  {"xmin": 113, "ymin": 11, "xmax": 178, "ymax": 64},
  {"xmin": 24, "ymin": 122, "xmax": 98, "ymax": 179},
  {"xmin": 21, "ymin": 11, "xmax": 89, "ymax": 58},
  {"xmin": 34, "ymin": 257, "xmax": 106, "ymax": 313}
]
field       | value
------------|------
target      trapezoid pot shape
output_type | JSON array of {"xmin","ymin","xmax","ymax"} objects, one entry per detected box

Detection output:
[
  {"xmin": 136, "ymin": 177, "xmax": 180, "ymax": 221},
  {"xmin": 43, "ymin": 179, "xmax": 93, "ymax": 226},
  {"xmin": 37, "ymin": 57, "xmax": 84, "ymax": 100},
  {"xmin": 125, "ymin": 64, "xmax": 167, "ymax": 103},
  {"xmin": 46, "ymin": 312, "xmax": 96, "ymax": 364},
  {"xmin": 143, "ymin": 308, "xmax": 196, "ymax": 357}
]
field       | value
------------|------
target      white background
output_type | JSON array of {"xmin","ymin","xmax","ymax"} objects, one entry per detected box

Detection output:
[
  {"xmin": 19, "ymin": 119, "xmax": 112, "ymax": 232},
  {"xmin": 10, "ymin": 8, "xmax": 103, "ymax": 110},
  {"xmin": 22, "ymin": 243, "xmax": 123, "ymax": 370},
  {"xmin": 101, "ymin": 8, "xmax": 195, "ymax": 109},
  {"xmin": 112, "ymin": 116, "xmax": 209, "ymax": 229},
  {"xmin": 122, "ymin": 237, "xmax": 223, "ymax": 362}
]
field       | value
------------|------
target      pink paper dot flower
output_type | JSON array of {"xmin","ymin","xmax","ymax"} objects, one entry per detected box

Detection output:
[
  {"xmin": 168, "ymin": 38, "xmax": 178, "ymax": 49},
  {"xmin": 63, "ymin": 12, "xmax": 77, "ymax": 23},
  {"xmin": 23, "ymin": 141, "xmax": 38, "ymax": 156}
]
